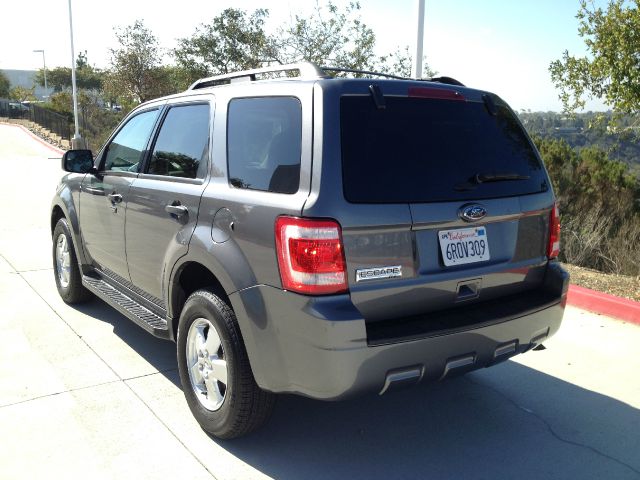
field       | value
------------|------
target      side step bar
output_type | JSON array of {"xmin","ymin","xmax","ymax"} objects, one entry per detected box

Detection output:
[{"xmin": 82, "ymin": 275, "xmax": 170, "ymax": 339}]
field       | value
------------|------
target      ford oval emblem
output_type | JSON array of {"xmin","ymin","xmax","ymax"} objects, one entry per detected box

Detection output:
[{"xmin": 459, "ymin": 204, "xmax": 487, "ymax": 222}]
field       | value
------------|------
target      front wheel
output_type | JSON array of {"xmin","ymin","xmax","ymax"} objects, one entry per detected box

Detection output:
[
  {"xmin": 52, "ymin": 218, "xmax": 91, "ymax": 304},
  {"xmin": 177, "ymin": 289, "xmax": 275, "ymax": 439}
]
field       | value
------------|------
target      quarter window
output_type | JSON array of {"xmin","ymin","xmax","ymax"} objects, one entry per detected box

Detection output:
[
  {"xmin": 227, "ymin": 97, "xmax": 302, "ymax": 194},
  {"xmin": 148, "ymin": 104, "xmax": 210, "ymax": 179},
  {"xmin": 103, "ymin": 109, "xmax": 159, "ymax": 172}
]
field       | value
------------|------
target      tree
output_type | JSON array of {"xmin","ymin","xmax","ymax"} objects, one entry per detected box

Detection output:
[
  {"xmin": 377, "ymin": 46, "xmax": 435, "ymax": 78},
  {"xmin": 9, "ymin": 86, "xmax": 36, "ymax": 103},
  {"xmin": 34, "ymin": 52, "xmax": 103, "ymax": 92},
  {"xmin": 45, "ymin": 89, "xmax": 125, "ymax": 150},
  {"xmin": 274, "ymin": 2, "xmax": 377, "ymax": 71},
  {"xmin": 275, "ymin": 2, "xmax": 435, "ymax": 77},
  {"xmin": 174, "ymin": 8, "xmax": 275, "ymax": 83},
  {"xmin": 533, "ymin": 134, "xmax": 640, "ymax": 274},
  {"xmin": 0, "ymin": 71, "xmax": 10, "ymax": 98},
  {"xmin": 173, "ymin": 3, "xmax": 433, "ymax": 81},
  {"xmin": 107, "ymin": 20, "xmax": 175, "ymax": 104},
  {"xmin": 549, "ymin": 0, "xmax": 640, "ymax": 117},
  {"xmin": 46, "ymin": 91, "xmax": 74, "ymax": 116}
]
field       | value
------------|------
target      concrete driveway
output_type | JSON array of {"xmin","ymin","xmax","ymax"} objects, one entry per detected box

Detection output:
[{"xmin": 1, "ymin": 123, "xmax": 639, "ymax": 479}]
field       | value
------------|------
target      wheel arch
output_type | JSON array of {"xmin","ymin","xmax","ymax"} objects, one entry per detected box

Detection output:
[
  {"xmin": 51, "ymin": 205, "xmax": 65, "ymax": 235},
  {"xmin": 167, "ymin": 223, "xmax": 261, "ymax": 320},
  {"xmin": 167, "ymin": 259, "xmax": 232, "ymax": 341},
  {"xmin": 50, "ymin": 194, "xmax": 89, "ymax": 268}
]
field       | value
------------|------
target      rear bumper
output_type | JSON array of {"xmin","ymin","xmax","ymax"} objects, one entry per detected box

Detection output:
[{"xmin": 230, "ymin": 263, "xmax": 569, "ymax": 400}]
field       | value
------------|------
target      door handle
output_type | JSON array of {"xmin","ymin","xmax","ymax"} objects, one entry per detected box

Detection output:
[
  {"xmin": 83, "ymin": 186, "xmax": 104, "ymax": 195},
  {"xmin": 165, "ymin": 204, "xmax": 188, "ymax": 217},
  {"xmin": 107, "ymin": 193, "xmax": 123, "ymax": 204}
]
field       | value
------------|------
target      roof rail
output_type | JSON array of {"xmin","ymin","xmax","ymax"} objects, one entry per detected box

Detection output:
[
  {"xmin": 321, "ymin": 67, "xmax": 465, "ymax": 86},
  {"xmin": 187, "ymin": 61, "xmax": 466, "ymax": 90},
  {"xmin": 188, "ymin": 62, "xmax": 330, "ymax": 90},
  {"xmin": 320, "ymin": 66, "xmax": 409, "ymax": 81}
]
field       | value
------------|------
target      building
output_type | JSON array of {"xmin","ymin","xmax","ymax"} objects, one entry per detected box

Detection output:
[{"xmin": 1, "ymin": 69, "xmax": 53, "ymax": 100}]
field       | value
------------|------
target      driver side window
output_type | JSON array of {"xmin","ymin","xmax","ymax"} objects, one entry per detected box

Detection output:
[{"xmin": 103, "ymin": 109, "xmax": 159, "ymax": 172}]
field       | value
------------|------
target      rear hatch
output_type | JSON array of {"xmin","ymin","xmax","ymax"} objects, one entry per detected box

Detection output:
[{"xmin": 334, "ymin": 82, "xmax": 556, "ymax": 333}]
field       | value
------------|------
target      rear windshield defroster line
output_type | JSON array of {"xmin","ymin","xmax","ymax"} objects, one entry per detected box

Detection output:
[{"xmin": 340, "ymin": 96, "xmax": 548, "ymax": 203}]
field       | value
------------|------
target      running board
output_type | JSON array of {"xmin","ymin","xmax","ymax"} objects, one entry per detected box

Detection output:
[{"xmin": 82, "ymin": 275, "xmax": 170, "ymax": 338}]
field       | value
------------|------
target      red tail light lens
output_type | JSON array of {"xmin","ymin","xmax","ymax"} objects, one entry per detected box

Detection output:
[
  {"xmin": 548, "ymin": 203, "xmax": 561, "ymax": 259},
  {"xmin": 275, "ymin": 216, "xmax": 348, "ymax": 295},
  {"xmin": 408, "ymin": 87, "xmax": 465, "ymax": 101}
]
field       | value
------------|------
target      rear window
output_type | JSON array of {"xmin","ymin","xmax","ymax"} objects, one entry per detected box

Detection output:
[
  {"xmin": 148, "ymin": 103, "xmax": 210, "ymax": 179},
  {"xmin": 340, "ymin": 96, "xmax": 548, "ymax": 203}
]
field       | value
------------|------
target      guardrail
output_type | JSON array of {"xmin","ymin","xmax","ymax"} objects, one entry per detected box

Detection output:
[
  {"xmin": 30, "ymin": 104, "xmax": 71, "ymax": 141},
  {"xmin": 0, "ymin": 98, "xmax": 71, "ymax": 141}
]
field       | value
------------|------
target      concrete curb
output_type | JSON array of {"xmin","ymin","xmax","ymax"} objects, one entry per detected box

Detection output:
[
  {"xmin": 567, "ymin": 284, "xmax": 640, "ymax": 324},
  {"xmin": 1, "ymin": 122, "xmax": 65, "ymax": 156}
]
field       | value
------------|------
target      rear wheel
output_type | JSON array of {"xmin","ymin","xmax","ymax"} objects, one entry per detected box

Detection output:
[
  {"xmin": 52, "ymin": 218, "xmax": 91, "ymax": 304},
  {"xmin": 177, "ymin": 289, "xmax": 275, "ymax": 439}
]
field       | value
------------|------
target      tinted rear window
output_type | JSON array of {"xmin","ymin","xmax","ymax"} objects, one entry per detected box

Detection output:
[
  {"xmin": 148, "ymin": 104, "xmax": 210, "ymax": 178},
  {"xmin": 340, "ymin": 96, "xmax": 548, "ymax": 203}
]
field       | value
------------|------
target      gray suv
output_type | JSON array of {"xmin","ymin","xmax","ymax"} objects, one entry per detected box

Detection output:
[{"xmin": 51, "ymin": 63, "xmax": 568, "ymax": 438}]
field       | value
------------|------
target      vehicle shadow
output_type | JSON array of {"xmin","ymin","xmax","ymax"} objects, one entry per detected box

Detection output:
[
  {"xmin": 71, "ymin": 299, "xmax": 640, "ymax": 480},
  {"xmin": 219, "ymin": 362, "xmax": 640, "ymax": 480},
  {"xmin": 70, "ymin": 297, "xmax": 179, "ymax": 382}
]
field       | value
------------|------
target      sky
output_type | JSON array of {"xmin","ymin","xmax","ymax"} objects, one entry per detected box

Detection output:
[{"xmin": 0, "ymin": 0, "xmax": 609, "ymax": 112}]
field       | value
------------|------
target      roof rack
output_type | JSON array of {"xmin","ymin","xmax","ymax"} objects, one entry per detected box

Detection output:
[
  {"xmin": 188, "ymin": 62, "xmax": 330, "ymax": 90},
  {"xmin": 187, "ymin": 61, "xmax": 465, "ymax": 90},
  {"xmin": 320, "ymin": 66, "xmax": 409, "ymax": 81},
  {"xmin": 322, "ymin": 67, "xmax": 465, "ymax": 86}
]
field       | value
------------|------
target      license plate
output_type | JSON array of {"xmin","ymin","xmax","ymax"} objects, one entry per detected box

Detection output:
[{"xmin": 438, "ymin": 227, "xmax": 490, "ymax": 267}]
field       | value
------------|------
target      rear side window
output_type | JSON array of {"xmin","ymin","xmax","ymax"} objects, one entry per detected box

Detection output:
[
  {"xmin": 103, "ymin": 109, "xmax": 159, "ymax": 172},
  {"xmin": 227, "ymin": 97, "xmax": 302, "ymax": 194},
  {"xmin": 341, "ymin": 96, "xmax": 547, "ymax": 203},
  {"xmin": 148, "ymin": 104, "xmax": 210, "ymax": 179}
]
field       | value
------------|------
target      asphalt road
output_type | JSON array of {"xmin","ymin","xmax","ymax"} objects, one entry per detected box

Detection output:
[{"xmin": 1, "ymin": 123, "xmax": 639, "ymax": 480}]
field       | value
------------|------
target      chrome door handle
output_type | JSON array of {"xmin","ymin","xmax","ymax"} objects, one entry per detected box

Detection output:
[
  {"xmin": 165, "ymin": 204, "xmax": 188, "ymax": 216},
  {"xmin": 107, "ymin": 193, "xmax": 123, "ymax": 203}
]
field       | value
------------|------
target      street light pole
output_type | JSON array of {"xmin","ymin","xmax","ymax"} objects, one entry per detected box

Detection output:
[
  {"xmin": 412, "ymin": 0, "xmax": 426, "ymax": 79},
  {"xmin": 67, "ymin": 0, "xmax": 84, "ymax": 149},
  {"xmin": 33, "ymin": 50, "xmax": 47, "ymax": 94}
]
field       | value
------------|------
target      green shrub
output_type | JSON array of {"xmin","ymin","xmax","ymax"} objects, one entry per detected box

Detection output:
[{"xmin": 533, "ymin": 135, "xmax": 640, "ymax": 276}]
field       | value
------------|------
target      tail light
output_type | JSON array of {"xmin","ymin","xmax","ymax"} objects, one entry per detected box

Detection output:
[
  {"xmin": 547, "ymin": 203, "xmax": 561, "ymax": 259},
  {"xmin": 275, "ymin": 216, "xmax": 348, "ymax": 295},
  {"xmin": 408, "ymin": 87, "xmax": 466, "ymax": 101}
]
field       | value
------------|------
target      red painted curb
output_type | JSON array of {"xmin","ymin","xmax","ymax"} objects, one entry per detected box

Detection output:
[
  {"xmin": 1, "ymin": 122, "xmax": 65, "ymax": 155},
  {"xmin": 567, "ymin": 284, "xmax": 640, "ymax": 324}
]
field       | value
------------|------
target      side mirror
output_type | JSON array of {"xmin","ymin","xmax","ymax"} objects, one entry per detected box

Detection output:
[{"xmin": 62, "ymin": 149, "xmax": 94, "ymax": 174}]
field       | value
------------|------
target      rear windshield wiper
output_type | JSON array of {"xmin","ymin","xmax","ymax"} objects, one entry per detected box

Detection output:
[
  {"xmin": 454, "ymin": 172, "xmax": 530, "ymax": 191},
  {"xmin": 474, "ymin": 172, "xmax": 530, "ymax": 183}
]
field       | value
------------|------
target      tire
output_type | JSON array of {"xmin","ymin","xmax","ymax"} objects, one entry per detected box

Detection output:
[
  {"xmin": 52, "ymin": 218, "xmax": 92, "ymax": 304},
  {"xmin": 177, "ymin": 289, "xmax": 276, "ymax": 439}
]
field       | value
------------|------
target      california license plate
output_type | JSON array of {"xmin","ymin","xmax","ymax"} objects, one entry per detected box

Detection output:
[{"xmin": 438, "ymin": 227, "xmax": 490, "ymax": 266}]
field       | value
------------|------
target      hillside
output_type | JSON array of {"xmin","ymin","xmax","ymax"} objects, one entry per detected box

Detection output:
[{"xmin": 517, "ymin": 111, "xmax": 640, "ymax": 177}]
